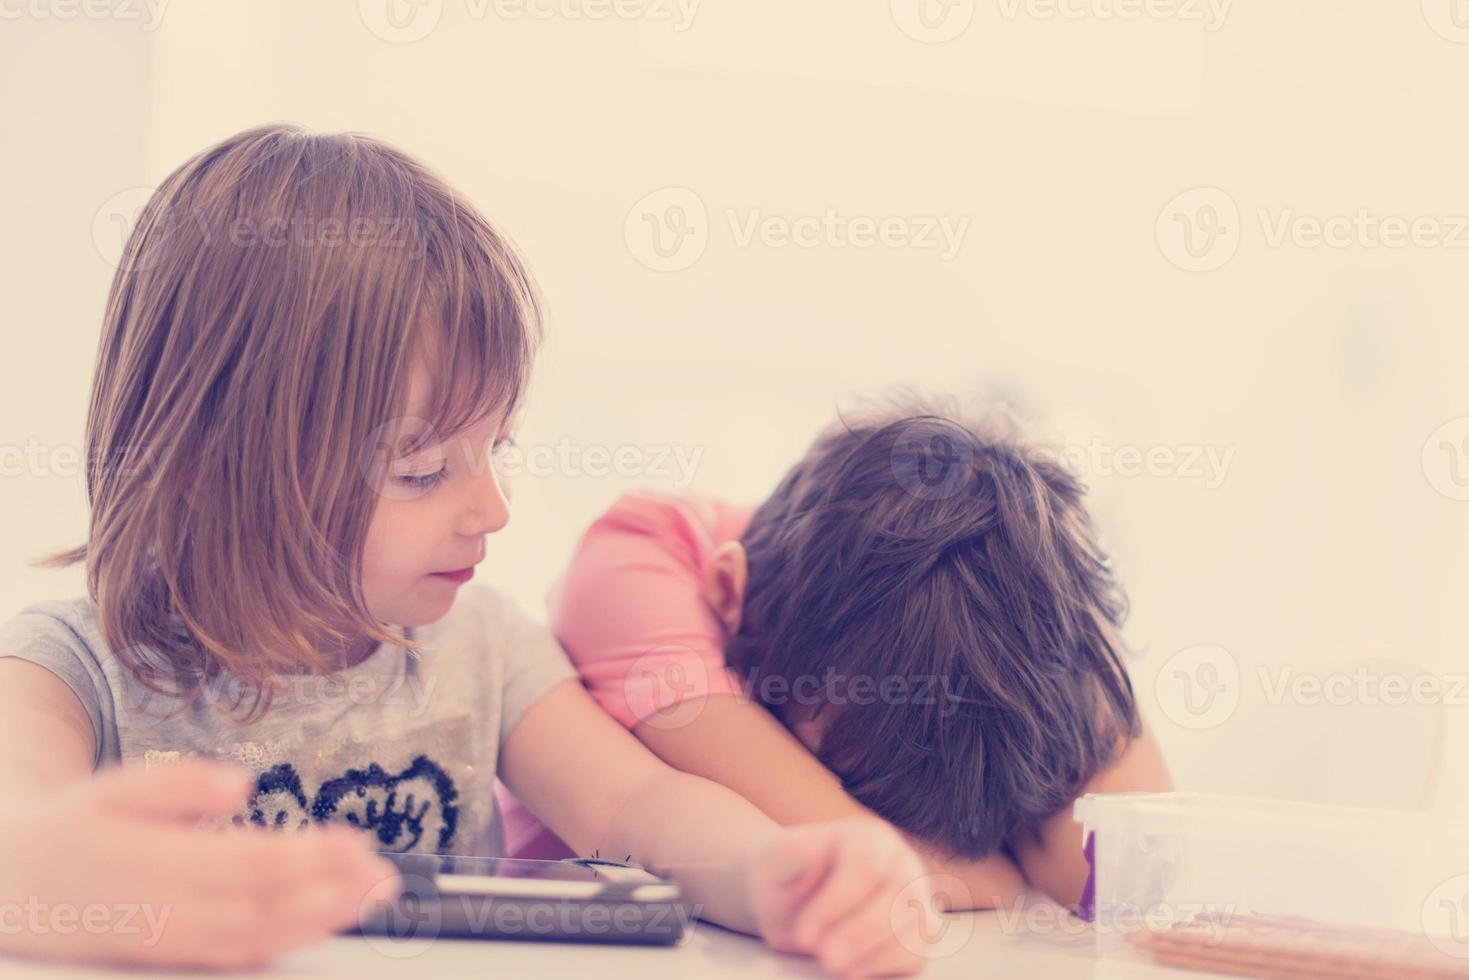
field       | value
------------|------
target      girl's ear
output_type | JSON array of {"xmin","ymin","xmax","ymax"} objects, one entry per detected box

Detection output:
[{"xmin": 701, "ymin": 540, "xmax": 748, "ymax": 635}]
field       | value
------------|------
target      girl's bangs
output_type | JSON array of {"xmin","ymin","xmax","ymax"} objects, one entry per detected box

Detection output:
[{"xmin": 405, "ymin": 206, "xmax": 540, "ymax": 448}]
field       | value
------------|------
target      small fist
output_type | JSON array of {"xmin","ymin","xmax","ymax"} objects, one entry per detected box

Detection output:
[{"xmin": 748, "ymin": 817, "xmax": 942, "ymax": 977}]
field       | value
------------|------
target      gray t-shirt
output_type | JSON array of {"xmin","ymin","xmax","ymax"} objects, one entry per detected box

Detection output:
[{"xmin": 0, "ymin": 582, "xmax": 577, "ymax": 858}]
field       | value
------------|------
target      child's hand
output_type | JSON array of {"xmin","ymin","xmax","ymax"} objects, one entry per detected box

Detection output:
[
  {"xmin": 0, "ymin": 759, "xmax": 401, "ymax": 970},
  {"xmin": 748, "ymin": 816, "xmax": 941, "ymax": 977}
]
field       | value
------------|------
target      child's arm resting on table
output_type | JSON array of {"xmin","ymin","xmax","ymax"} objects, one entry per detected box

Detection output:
[
  {"xmin": 0, "ymin": 656, "xmax": 400, "ymax": 971},
  {"xmin": 633, "ymin": 695, "xmax": 1028, "ymax": 912},
  {"xmin": 1008, "ymin": 722, "xmax": 1173, "ymax": 908},
  {"xmin": 499, "ymin": 678, "xmax": 941, "ymax": 977}
]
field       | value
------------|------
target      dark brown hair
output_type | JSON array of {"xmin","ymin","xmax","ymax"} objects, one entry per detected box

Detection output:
[
  {"xmin": 37, "ymin": 123, "xmax": 540, "ymax": 720},
  {"xmin": 725, "ymin": 397, "xmax": 1140, "ymax": 859}
]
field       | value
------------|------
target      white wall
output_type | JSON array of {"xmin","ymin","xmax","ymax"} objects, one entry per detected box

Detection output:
[
  {"xmin": 4, "ymin": 1, "xmax": 1467, "ymax": 813},
  {"xmin": 0, "ymin": 14, "xmax": 151, "ymax": 605}
]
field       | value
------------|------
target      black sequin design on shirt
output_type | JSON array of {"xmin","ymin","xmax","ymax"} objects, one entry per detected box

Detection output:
[
  {"xmin": 233, "ymin": 755, "xmax": 460, "ymax": 853},
  {"xmin": 311, "ymin": 755, "xmax": 459, "ymax": 853},
  {"xmin": 235, "ymin": 763, "xmax": 312, "ymax": 831}
]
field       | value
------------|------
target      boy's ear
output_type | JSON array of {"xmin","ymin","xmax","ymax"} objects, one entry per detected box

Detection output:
[{"xmin": 701, "ymin": 540, "xmax": 748, "ymax": 635}]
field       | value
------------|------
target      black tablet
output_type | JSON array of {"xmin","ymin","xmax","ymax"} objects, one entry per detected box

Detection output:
[{"xmin": 352, "ymin": 853, "xmax": 692, "ymax": 946}]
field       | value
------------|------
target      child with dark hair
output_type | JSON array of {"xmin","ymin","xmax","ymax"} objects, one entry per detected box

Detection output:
[{"xmin": 500, "ymin": 398, "xmax": 1171, "ymax": 908}]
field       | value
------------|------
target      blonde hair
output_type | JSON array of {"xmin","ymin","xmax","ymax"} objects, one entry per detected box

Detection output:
[{"xmin": 38, "ymin": 123, "xmax": 541, "ymax": 720}]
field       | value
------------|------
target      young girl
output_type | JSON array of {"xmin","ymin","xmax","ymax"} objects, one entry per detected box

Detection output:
[{"xmin": 0, "ymin": 124, "xmax": 938, "ymax": 974}]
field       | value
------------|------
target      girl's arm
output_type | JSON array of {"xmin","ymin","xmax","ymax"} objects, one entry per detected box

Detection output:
[
  {"xmin": 0, "ymin": 657, "xmax": 400, "ymax": 970},
  {"xmin": 631, "ymin": 694, "xmax": 1028, "ymax": 911},
  {"xmin": 0, "ymin": 658, "xmax": 96, "ymax": 797},
  {"xmin": 499, "ymin": 678, "xmax": 940, "ymax": 976}
]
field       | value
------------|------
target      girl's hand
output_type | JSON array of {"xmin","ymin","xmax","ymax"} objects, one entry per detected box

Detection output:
[
  {"xmin": 748, "ymin": 816, "xmax": 941, "ymax": 977},
  {"xmin": 0, "ymin": 758, "xmax": 401, "ymax": 970}
]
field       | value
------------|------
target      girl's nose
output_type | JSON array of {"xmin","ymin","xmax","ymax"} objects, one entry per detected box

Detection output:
[{"xmin": 459, "ymin": 461, "xmax": 511, "ymax": 536}]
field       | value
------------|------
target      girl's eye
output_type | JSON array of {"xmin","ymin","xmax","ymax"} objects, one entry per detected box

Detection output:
[{"xmin": 397, "ymin": 467, "xmax": 447, "ymax": 490}]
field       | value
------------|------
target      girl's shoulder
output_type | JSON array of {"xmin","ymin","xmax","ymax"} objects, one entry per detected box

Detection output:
[
  {"xmin": 0, "ymin": 594, "xmax": 117, "ymax": 672},
  {"xmin": 418, "ymin": 582, "xmax": 569, "ymax": 672},
  {"xmin": 422, "ymin": 581, "xmax": 577, "ymax": 741},
  {"xmin": 2, "ymin": 593, "xmax": 100, "ymax": 635},
  {"xmin": 423, "ymin": 581, "xmax": 532, "ymax": 640},
  {"xmin": 0, "ymin": 594, "xmax": 131, "ymax": 766}
]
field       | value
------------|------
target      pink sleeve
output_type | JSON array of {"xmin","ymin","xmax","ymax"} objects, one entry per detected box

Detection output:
[{"xmin": 547, "ymin": 492, "xmax": 746, "ymax": 730}]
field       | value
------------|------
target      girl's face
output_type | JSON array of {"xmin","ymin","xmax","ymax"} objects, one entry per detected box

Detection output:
[{"xmin": 360, "ymin": 362, "xmax": 513, "ymax": 628}]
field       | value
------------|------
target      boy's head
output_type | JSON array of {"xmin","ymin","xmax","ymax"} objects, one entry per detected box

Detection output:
[{"xmin": 714, "ymin": 399, "xmax": 1140, "ymax": 859}]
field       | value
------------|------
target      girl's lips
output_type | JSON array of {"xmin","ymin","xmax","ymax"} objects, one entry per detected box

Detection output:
[{"xmin": 431, "ymin": 566, "xmax": 475, "ymax": 584}]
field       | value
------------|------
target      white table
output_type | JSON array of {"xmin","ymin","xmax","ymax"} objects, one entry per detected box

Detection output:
[{"xmin": 1, "ymin": 901, "xmax": 1215, "ymax": 979}]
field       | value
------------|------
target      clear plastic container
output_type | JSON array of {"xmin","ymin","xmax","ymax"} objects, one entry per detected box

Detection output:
[{"xmin": 1073, "ymin": 792, "xmax": 1469, "ymax": 969}]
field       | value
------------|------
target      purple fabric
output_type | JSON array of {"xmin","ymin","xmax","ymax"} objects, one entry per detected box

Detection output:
[{"xmin": 1076, "ymin": 830, "xmax": 1096, "ymax": 922}]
